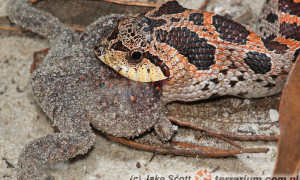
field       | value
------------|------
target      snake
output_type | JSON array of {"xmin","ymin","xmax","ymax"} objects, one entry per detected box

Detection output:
[{"xmin": 94, "ymin": 0, "xmax": 300, "ymax": 103}]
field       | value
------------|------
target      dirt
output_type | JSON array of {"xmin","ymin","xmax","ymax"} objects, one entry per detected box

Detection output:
[{"xmin": 0, "ymin": 0, "xmax": 287, "ymax": 179}]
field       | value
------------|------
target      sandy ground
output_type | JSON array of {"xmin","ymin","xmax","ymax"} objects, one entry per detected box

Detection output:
[{"xmin": 0, "ymin": 0, "xmax": 292, "ymax": 179}]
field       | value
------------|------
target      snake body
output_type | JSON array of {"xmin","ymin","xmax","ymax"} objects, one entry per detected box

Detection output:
[{"xmin": 95, "ymin": 0, "xmax": 300, "ymax": 103}]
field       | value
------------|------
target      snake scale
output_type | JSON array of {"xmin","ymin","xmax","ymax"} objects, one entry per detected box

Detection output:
[{"xmin": 95, "ymin": 0, "xmax": 300, "ymax": 103}]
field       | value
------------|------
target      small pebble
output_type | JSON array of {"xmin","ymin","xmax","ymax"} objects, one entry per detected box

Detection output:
[
  {"xmin": 16, "ymin": 85, "xmax": 25, "ymax": 92},
  {"xmin": 268, "ymin": 149, "xmax": 276, "ymax": 158},
  {"xmin": 136, "ymin": 162, "xmax": 141, "ymax": 168},
  {"xmin": 269, "ymin": 109, "xmax": 279, "ymax": 122},
  {"xmin": 243, "ymin": 99, "xmax": 251, "ymax": 105},
  {"xmin": 223, "ymin": 112, "xmax": 229, "ymax": 118},
  {"xmin": 172, "ymin": 125, "xmax": 178, "ymax": 131},
  {"xmin": 194, "ymin": 131, "xmax": 203, "ymax": 139}
]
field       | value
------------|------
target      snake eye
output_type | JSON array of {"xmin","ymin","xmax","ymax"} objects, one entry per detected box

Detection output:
[
  {"xmin": 132, "ymin": 51, "xmax": 142, "ymax": 59},
  {"xmin": 127, "ymin": 50, "xmax": 143, "ymax": 63}
]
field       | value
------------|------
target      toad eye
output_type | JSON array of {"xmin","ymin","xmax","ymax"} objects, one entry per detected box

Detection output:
[{"xmin": 127, "ymin": 50, "xmax": 144, "ymax": 63}]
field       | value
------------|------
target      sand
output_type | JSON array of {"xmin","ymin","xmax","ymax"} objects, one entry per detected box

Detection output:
[{"xmin": 0, "ymin": 0, "xmax": 290, "ymax": 179}]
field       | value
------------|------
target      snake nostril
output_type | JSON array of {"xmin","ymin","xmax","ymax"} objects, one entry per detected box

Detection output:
[{"xmin": 93, "ymin": 45, "xmax": 106, "ymax": 56}]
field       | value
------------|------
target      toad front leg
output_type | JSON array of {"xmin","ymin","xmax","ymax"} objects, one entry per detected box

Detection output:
[{"xmin": 154, "ymin": 112, "xmax": 176, "ymax": 141}]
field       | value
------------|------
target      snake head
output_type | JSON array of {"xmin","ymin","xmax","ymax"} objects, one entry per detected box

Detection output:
[{"xmin": 94, "ymin": 16, "xmax": 170, "ymax": 82}]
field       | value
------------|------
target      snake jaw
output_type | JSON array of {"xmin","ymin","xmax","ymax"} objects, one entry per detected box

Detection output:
[{"xmin": 111, "ymin": 55, "xmax": 168, "ymax": 82}]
